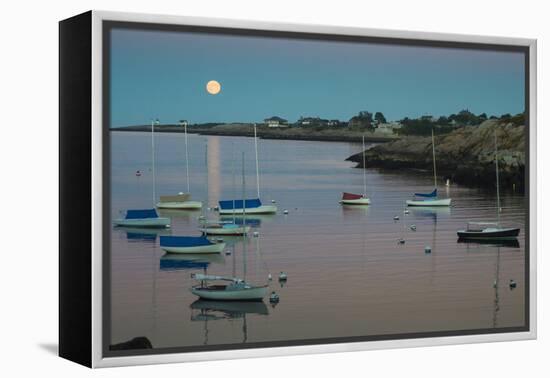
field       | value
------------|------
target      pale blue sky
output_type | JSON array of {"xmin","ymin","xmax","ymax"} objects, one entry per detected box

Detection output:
[{"xmin": 110, "ymin": 28, "xmax": 525, "ymax": 126}]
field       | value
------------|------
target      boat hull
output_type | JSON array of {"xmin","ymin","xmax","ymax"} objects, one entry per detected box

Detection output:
[
  {"xmin": 156, "ymin": 200, "xmax": 202, "ymax": 210},
  {"xmin": 218, "ymin": 205, "xmax": 277, "ymax": 215},
  {"xmin": 113, "ymin": 217, "xmax": 170, "ymax": 228},
  {"xmin": 457, "ymin": 227, "xmax": 520, "ymax": 240},
  {"xmin": 199, "ymin": 226, "xmax": 251, "ymax": 235},
  {"xmin": 406, "ymin": 198, "xmax": 452, "ymax": 207},
  {"xmin": 340, "ymin": 198, "xmax": 371, "ymax": 205},
  {"xmin": 161, "ymin": 242, "xmax": 226, "ymax": 254},
  {"xmin": 191, "ymin": 285, "xmax": 268, "ymax": 301}
]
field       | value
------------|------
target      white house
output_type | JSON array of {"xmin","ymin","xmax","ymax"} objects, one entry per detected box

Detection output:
[{"xmin": 264, "ymin": 116, "xmax": 288, "ymax": 128}]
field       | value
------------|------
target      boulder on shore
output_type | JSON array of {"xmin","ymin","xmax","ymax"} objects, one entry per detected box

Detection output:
[{"xmin": 347, "ymin": 119, "xmax": 525, "ymax": 192}]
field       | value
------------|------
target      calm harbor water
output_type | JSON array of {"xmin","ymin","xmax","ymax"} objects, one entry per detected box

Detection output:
[{"xmin": 110, "ymin": 131, "xmax": 526, "ymax": 350}]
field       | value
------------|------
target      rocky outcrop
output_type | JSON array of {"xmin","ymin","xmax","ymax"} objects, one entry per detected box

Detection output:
[{"xmin": 347, "ymin": 120, "xmax": 525, "ymax": 192}]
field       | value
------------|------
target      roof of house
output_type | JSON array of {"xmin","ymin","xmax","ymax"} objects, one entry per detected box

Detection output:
[{"xmin": 264, "ymin": 116, "xmax": 288, "ymax": 122}]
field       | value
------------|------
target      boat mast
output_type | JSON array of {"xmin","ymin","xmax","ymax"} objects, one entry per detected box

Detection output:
[
  {"xmin": 232, "ymin": 143, "xmax": 236, "ymax": 222},
  {"xmin": 431, "ymin": 128, "xmax": 437, "ymax": 190},
  {"xmin": 495, "ymin": 130, "xmax": 501, "ymax": 226},
  {"xmin": 254, "ymin": 123, "xmax": 260, "ymax": 199},
  {"xmin": 204, "ymin": 143, "xmax": 209, "ymax": 214},
  {"xmin": 151, "ymin": 119, "xmax": 157, "ymax": 206},
  {"xmin": 242, "ymin": 152, "xmax": 247, "ymax": 280},
  {"xmin": 184, "ymin": 122, "xmax": 190, "ymax": 193},
  {"xmin": 362, "ymin": 135, "xmax": 367, "ymax": 197}
]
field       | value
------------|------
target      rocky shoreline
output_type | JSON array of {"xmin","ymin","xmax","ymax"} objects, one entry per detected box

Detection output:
[{"xmin": 347, "ymin": 119, "xmax": 526, "ymax": 192}]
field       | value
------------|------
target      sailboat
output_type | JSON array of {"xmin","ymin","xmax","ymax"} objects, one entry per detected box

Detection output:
[
  {"xmin": 191, "ymin": 152, "xmax": 269, "ymax": 301},
  {"xmin": 406, "ymin": 129, "xmax": 452, "ymax": 207},
  {"xmin": 457, "ymin": 130, "xmax": 520, "ymax": 240},
  {"xmin": 156, "ymin": 121, "xmax": 202, "ymax": 209},
  {"xmin": 113, "ymin": 119, "xmax": 171, "ymax": 228},
  {"xmin": 218, "ymin": 124, "xmax": 277, "ymax": 215},
  {"xmin": 159, "ymin": 235, "xmax": 226, "ymax": 254},
  {"xmin": 340, "ymin": 135, "xmax": 371, "ymax": 205},
  {"xmin": 200, "ymin": 144, "xmax": 251, "ymax": 236}
]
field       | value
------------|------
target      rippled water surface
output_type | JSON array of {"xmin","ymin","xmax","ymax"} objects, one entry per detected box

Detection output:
[{"xmin": 110, "ymin": 131, "xmax": 526, "ymax": 350}]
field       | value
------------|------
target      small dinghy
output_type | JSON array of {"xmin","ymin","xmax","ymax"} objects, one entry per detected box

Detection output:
[
  {"xmin": 160, "ymin": 235, "xmax": 225, "ymax": 254},
  {"xmin": 199, "ymin": 221, "xmax": 250, "ymax": 236},
  {"xmin": 457, "ymin": 222, "xmax": 520, "ymax": 240},
  {"xmin": 190, "ymin": 274, "xmax": 268, "ymax": 301},
  {"xmin": 340, "ymin": 135, "xmax": 371, "ymax": 205},
  {"xmin": 113, "ymin": 209, "xmax": 170, "ymax": 228}
]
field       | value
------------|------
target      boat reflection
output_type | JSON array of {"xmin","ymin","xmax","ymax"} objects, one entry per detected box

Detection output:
[
  {"xmin": 409, "ymin": 206, "xmax": 451, "ymax": 220},
  {"xmin": 457, "ymin": 238, "xmax": 520, "ymax": 248},
  {"xmin": 159, "ymin": 253, "xmax": 224, "ymax": 272},
  {"xmin": 190, "ymin": 299, "xmax": 269, "ymax": 318},
  {"xmin": 115, "ymin": 226, "xmax": 171, "ymax": 242},
  {"xmin": 190, "ymin": 299, "xmax": 269, "ymax": 345},
  {"xmin": 219, "ymin": 216, "xmax": 262, "ymax": 227},
  {"xmin": 157, "ymin": 208, "xmax": 202, "ymax": 219}
]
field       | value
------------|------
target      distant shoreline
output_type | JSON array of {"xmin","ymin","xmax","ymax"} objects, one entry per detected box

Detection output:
[{"xmin": 110, "ymin": 124, "xmax": 398, "ymax": 143}]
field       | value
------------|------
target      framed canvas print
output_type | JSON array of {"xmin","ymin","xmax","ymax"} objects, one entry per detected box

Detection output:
[{"xmin": 59, "ymin": 10, "xmax": 537, "ymax": 368}]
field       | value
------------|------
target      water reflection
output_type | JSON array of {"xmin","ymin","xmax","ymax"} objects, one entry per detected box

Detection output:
[
  {"xmin": 159, "ymin": 253, "xmax": 225, "ymax": 272},
  {"xmin": 190, "ymin": 300, "xmax": 269, "ymax": 344},
  {"xmin": 457, "ymin": 238, "xmax": 520, "ymax": 248},
  {"xmin": 207, "ymin": 137, "xmax": 221, "ymax": 207},
  {"xmin": 115, "ymin": 226, "xmax": 171, "ymax": 242}
]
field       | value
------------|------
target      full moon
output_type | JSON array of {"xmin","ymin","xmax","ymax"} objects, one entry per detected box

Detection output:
[{"xmin": 206, "ymin": 80, "xmax": 221, "ymax": 95}]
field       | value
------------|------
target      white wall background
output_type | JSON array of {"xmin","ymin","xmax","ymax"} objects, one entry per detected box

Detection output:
[{"xmin": 0, "ymin": 0, "xmax": 546, "ymax": 376}]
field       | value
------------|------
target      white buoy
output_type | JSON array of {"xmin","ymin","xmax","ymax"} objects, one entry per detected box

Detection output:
[
  {"xmin": 178, "ymin": 191, "xmax": 184, "ymax": 195},
  {"xmin": 279, "ymin": 272, "xmax": 288, "ymax": 281},
  {"xmin": 404, "ymin": 209, "xmax": 410, "ymax": 215},
  {"xmin": 283, "ymin": 209, "xmax": 289, "ymax": 215},
  {"xmin": 410, "ymin": 224, "xmax": 417, "ymax": 231},
  {"xmin": 424, "ymin": 245, "xmax": 432, "ymax": 254},
  {"xmin": 253, "ymin": 231, "xmax": 259, "ymax": 237},
  {"xmin": 268, "ymin": 273, "xmax": 272, "ymax": 281}
]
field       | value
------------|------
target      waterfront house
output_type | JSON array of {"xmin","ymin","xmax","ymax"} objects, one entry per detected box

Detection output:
[{"xmin": 264, "ymin": 116, "xmax": 289, "ymax": 128}]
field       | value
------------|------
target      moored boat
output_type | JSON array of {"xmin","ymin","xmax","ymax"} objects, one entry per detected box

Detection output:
[
  {"xmin": 340, "ymin": 135, "xmax": 371, "ymax": 205},
  {"xmin": 406, "ymin": 189, "xmax": 452, "ymax": 207},
  {"xmin": 218, "ymin": 124, "xmax": 277, "ymax": 215},
  {"xmin": 199, "ymin": 221, "xmax": 251, "ymax": 235},
  {"xmin": 456, "ymin": 130, "xmax": 520, "ymax": 240},
  {"xmin": 406, "ymin": 129, "xmax": 451, "ymax": 207},
  {"xmin": 218, "ymin": 198, "xmax": 277, "ymax": 215},
  {"xmin": 340, "ymin": 192, "xmax": 371, "ymax": 205},
  {"xmin": 113, "ymin": 209, "xmax": 170, "ymax": 228},
  {"xmin": 156, "ymin": 121, "xmax": 203, "ymax": 210},
  {"xmin": 156, "ymin": 193, "xmax": 202, "ymax": 209},
  {"xmin": 160, "ymin": 235, "xmax": 225, "ymax": 254},
  {"xmin": 190, "ymin": 274, "xmax": 268, "ymax": 301}
]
